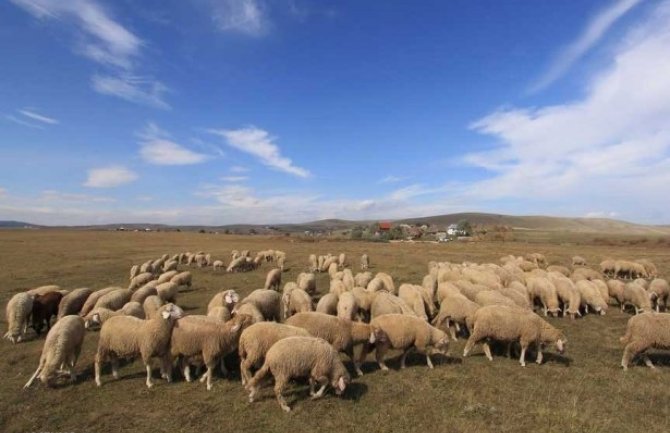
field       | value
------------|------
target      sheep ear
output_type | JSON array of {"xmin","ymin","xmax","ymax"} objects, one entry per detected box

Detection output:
[{"xmin": 161, "ymin": 310, "xmax": 171, "ymax": 319}]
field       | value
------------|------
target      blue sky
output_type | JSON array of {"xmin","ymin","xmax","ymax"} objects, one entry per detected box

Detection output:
[{"xmin": 1, "ymin": 0, "xmax": 669, "ymax": 225}]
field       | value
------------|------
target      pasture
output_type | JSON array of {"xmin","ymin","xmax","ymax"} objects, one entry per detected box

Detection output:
[{"xmin": 1, "ymin": 230, "xmax": 669, "ymax": 433}]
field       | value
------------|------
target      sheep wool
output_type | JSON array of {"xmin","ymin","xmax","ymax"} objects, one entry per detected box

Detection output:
[
  {"xmin": 4, "ymin": 292, "xmax": 34, "ymax": 343},
  {"xmin": 57, "ymin": 288, "xmax": 93, "ymax": 319},
  {"xmin": 620, "ymin": 312, "xmax": 670, "ymax": 370}
]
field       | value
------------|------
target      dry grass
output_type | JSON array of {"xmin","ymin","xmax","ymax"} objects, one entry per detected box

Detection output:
[{"xmin": 1, "ymin": 230, "xmax": 669, "ymax": 433}]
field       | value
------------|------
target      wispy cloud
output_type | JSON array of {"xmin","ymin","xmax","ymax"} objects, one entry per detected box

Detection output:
[
  {"xmin": 378, "ymin": 175, "xmax": 405, "ymax": 184},
  {"xmin": 207, "ymin": 126, "xmax": 310, "ymax": 177},
  {"xmin": 4, "ymin": 114, "xmax": 43, "ymax": 129},
  {"xmin": 91, "ymin": 75, "xmax": 170, "ymax": 109},
  {"xmin": 529, "ymin": 0, "xmax": 642, "ymax": 92},
  {"xmin": 230, "ymin": 165, "xmax": 249, "ymax": 173},
  {"xmin": 208, "ymin": 0, "xmax": 268, "ymax": 36},
  {"xmin": 585, "ymin": 211, "xmax": 619, "ymax": 218},
  {"xmin": 464, "ymin": 1, "xmax": 670, "ymax": 222},
  {"xmin": 18, "ymin": 109, "xmax": 58, "ymax": 125},
  {"xmin": 220, "ymin": 176, "xmax": 248, "ymax": 182},
  {"xmin": 84, "ymin": 165, "xmax": 138, "ymax": 188},
  {"xmin": 139, "ymin": 123, "xmax": 209, "ymax": 165}
]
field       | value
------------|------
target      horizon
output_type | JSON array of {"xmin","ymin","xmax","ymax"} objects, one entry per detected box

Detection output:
[{"xmin": 2, "ymin": 0, "xmax": 670, "ymax": 226}]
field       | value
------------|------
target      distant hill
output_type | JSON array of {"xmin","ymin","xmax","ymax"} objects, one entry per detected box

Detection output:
[{"xmin": 1, "ymin": 213, "xmax": 669, "ymax": 235}]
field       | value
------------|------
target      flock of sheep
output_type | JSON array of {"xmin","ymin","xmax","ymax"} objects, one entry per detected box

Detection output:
[{"xmin": 4, "ymin": 249, "xmax": 670, "ymax": 412}]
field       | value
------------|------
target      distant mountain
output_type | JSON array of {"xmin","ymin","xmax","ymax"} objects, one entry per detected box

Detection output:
[{"xmin": 0, "ymin": 220, "xmax": 42, "ymax": 228}]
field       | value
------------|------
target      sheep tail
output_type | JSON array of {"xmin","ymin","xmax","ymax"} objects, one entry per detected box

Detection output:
[
  {"xmin": 246, "ymin": 364, "xmax": 270, "ymax": 390},
  {"xmin": 24, "ymin": 364, "xmax": 43, "ymax": 389},
  {"xmin": 620, "ymin": 328, "xmax": 631, "ymax": 345}
]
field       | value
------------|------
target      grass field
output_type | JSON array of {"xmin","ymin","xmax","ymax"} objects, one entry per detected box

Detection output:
[{"xmin": 1, "ymin": 230, "xmax": 670, "ymax": 433}]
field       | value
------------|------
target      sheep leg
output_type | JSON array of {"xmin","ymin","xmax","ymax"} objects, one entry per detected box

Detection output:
[
  {"xmin": 642, "ymin": 354, "xmax": 656, "ymax": 370},
  {"xmin": 621, "ymin": 343, "xmax": 642, "ymax": 371},
  {"xmin": 425, "ymin": 353, "xmax": 434, "ymax": 369},
  {"xmin": 346, "ymin": 347, "xmax": 364, "ymax": 377},
  {"xmin": 519, "ymin": 345, "xmax": 527, "ymax": 367},
  {"xmin": 536, "ymin": 345, "xmax": 544, "ymax": 365},
  {"xmin": 23, "ymin": 364, "xmax": 43, "ymax": 389},
  {"xmin": 274, "ymin": 378, "xmax": 291, "ymax": 412},
  {"xmin": 110, "ymin": 355, "xmax": 120, "ymax": 380},
  {"xmin": 204, "ymin": 363, "xmax": 215, "ymax": 391},
  {"xmin": 311, "ymin": 377, "xmax": 328, "ymax": 399},
  {"xmin": 399, "ymin": 348, "xmax": 411, "ymax": 369},
  {"xmin": 375, "ymin": 343, "xmax": 390, "ymax": 371},
  {"xmin": 505, "ymin": 343, "xmax": 512, "ymax": 359},
  {"xmin": 161, "ymin": 355, "xmax": 172, "ymax": 382},
  {"xmin": 240, "ymin": 357, "xmax": 253, "ymax": 386},
  {"xmin": 482, "ymin": 342, "xmax": 493, "ymax": 361},
  {"xmin": 94, "ymin": 353, "xmax": 103, "ymax": 387},
  {"xmin": 145, "ymin": 364, "xmax": 154, "ymax": 388},
  {"xmin": 463, "ymin": 334, "xmax": 479, "ymax": 358}
]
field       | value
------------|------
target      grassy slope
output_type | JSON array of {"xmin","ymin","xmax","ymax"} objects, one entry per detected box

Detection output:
[{"xmin": 0, "ymin": 230, "xmax": 669, "ymax": 433}]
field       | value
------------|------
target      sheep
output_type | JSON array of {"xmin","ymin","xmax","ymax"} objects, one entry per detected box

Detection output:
[
  {"xmin": 636, "ymin": 259, "xmax": 658, "ymax": 278},
  {"xmin": 623, "ymin": 282, "xmax": 652, "ymax": 314},
  {"xmin": 282, "ymin": 287, "xmax": 313, "ymax": 320},
  {"xmin": 227, "ymin": 256, "xmax": 247, "ymax": 273},
  {"xmin": 285, "ymin": 312, "xmax": 372, "ymax": 377},
  {"xmin": 452, "ymin": 280, "xmax": 486, "ymax": 302},
  {"xmin": 163, "ymin": 260, "xmax": 178, "ymax": 272},
  {"xmin": 31, "ymin": 291, "xmax": 64, "ymax": 336},
  {"xmin": 338, "ymin": 253, "xmax": 346, "ymax": 269},
  {"xmin": 549, "ymin": 276, "xmax": 581, "ymax": 319},
  {"xmin": 354, "ymin": 272, "xmax": 373, "ymax": 289},
  {"xmin": 57, "ymin": 288, "xmax": 93, "ymax": 319},
  {"xmin": 238, "ymin": 322, "xmax": 311, "ymax": 385},
  {"xmin": 600, "ymin": 259, "xmax": 616, "ymax": 277},
  {"xmin": 131, "ymin": 285, "xmax": 158, "ymax": 304},
  {"xmin": 195, "ymin": 254, "xmax": 207, "ymax": 268},
  {"xmin": 212, "ymin": 260, "xmax": 225, "ymax": 271},
  {"xmin": 234, "ymin": 289, "xmax": 282, "ymax": 322},
  {"xmin": 94, "ymin": 303, "xmax": 184, "ymax": 388},
  {"xmin": 94, "ymin": 288, "xmax": 133, "ymax": 311},
  {"xmin": 329, "ymin": 279, "xmax": 348, "ymax": 297},
  {"xmin": 526, "ymin": 277, "xmax": 560, "ymax": 317},
  {"xmin": 337, "ymin": 292, "xmax": 359, "ymax": 321},
  {"xmin": 264, "ymin": 268, "xmax": 282, "ymax": 291},
  {"xmin": 246, "ymin": 336, "xmax": 350, "ymax": 412},
  {"xmin": 525, "ymin": 253, "xmax": 547, "ymax": 268},
  {"xmin": 143, "ymin": 295, "xmax": 165, "ymax": 319},
  {"xmin": 607, "ymin": 279, "xmax": 626, "ymax": 309},
  {"xmin": 462, "ymin": 268, "xmax": 502, "ymax": 290},
  {"xmin": 130, "ymin": 265, "xmax": 140, "ymax": 281},
  {"xmin": 648, "ymin": 279, "xmax": 669, "ymax": 312},
  {"xmin": 432, "ymin": 293, "xmax": 480, "ymax": 340},
  {"xmin": 26, "ymin": 285, "xmax": 61, "ymax": 296},
  {"xmin": 499, "ymin": 288, "xmax": 532, "ymax": 310},
  {"xmin": 375, "ymin": 272, "xmax": 396, "ymax": 294},
  {"xmin": 546, "ymin": 265, "xmax": 570, "ymax": 277},
  {"xmin": 277, "ymin": 255, "xmax": 286, "ymax": 271},
  {"xmin": 316, "ymin": 293, "xmax": 339, "ymax": 315},
  {"xmin": 207, "ymin": 290, "xmax": 240, "ymax": 316},
  {"xmin": 140, "ymin": 260, "xmax": 154, "ymax": 274},
  {"xmin": 360, "ymin": 254, "xmax": 369, "ymax": 270},
  {"xmin": 620, "ymin": 312, "xmax": 670, "ymax": 370},
  {"xmin": 23, "ymin": 315, "xmax": 86, "ymax": 388},
  {"xmin": 507, "ymin": 280, "xmax": 530, "ymax": 300},
  {"xmin": 633, "ymin": 278, "xmax": 649, "ymax": 289},
  {"xmin": 327, "ymin": 262, "xmax": 339, "ymax": 279},
  {"xmin": 436, "ymin": 281, "xmax": 462, "ymax": 304},
  {"xmin": 207, "ymin": 306, "xmax": 231, "ymax": 322},
  {"xmin": 370, "ymin": 291, "xmax": 415, "ymax": 318},
  {"xmin": 575, "ymin": 280, "xmax": 608, "ymax": 315},
  {"xmin": 614, "ymin": 260, "xmax": 648, "ymax": 280},
  {"xmin": 366, "ymin": 277, "xmax": 385, "ymax": 293},
  {"xmin": 341, "ymin": 269, "xmax": 355, "ymax": 291},
  {"xmin": 297, "ymin": 272, "xmax": 317, "ymax": 294},
  {"xmin": 4, "ymin": 292, "xmax": 34, "ymax": 343},
  {"xmin": 170, "ymin": 313, "xmax": 253, "ymax": 389},
  {"xmin": 572, "ymin": 256, "xmax": 587, "ymax": 267},
  {"xmin": 317, "ymin": 255, "xmax": 325, "ymax": 272},
  {"xmin": 475, "ymin": 290, "xmax": 518, "ymax": 309},
  {"xmin": 369, "ymin": 314, "xmax": 450, "ymax": 370},
  {"xmin": 156, "ymin": 282, "xmax": 179, "ymax": 303},
  {"xmin": 308, "ymin": 254, "xmax": 318, "ymax": 272},
  {"xmin": 156, "ymin": 271, "xmax": 178, "ymax": 284},
  {"xmin": 171, "ymin": 271, "xmax": 192, "ymax": 287},
  {"xmin": 463, "ymin": 305, "xmax": 566, "ymax": 366},
  {"xmin": 79, "ymin": 287, "xmax": 120, "ymax": 317},
  {"xmin": 129, "ymin": 272, "xmax": 155, "ymax": 290},
  {"xmin": 398, "ymin": 284, "xmax": 430, "ymax": 321},
  {"xmin": 351, "ymin": 286, "xmax": 374, "ymax": 316},
  {"xmin": 85, "ymin": 301, "xmax": 145, "ymax": 329}
]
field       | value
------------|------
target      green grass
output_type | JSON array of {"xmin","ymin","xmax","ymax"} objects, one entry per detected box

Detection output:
[{"xmin": 1, "ymin": 230, "xmax": 669, "ymax": 433}]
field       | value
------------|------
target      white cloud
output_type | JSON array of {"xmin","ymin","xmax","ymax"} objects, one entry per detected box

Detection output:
[
  {"xmin": 209, "ymin": 0, "xmax": 268, "ymax": 36},
  {"xmin": 92, "ymin": 75, "xmax": 170, "ymax": 109},
  {"xmin": 530, "ymin": 0, "xmax": 642, "ymax": 92},
  {"xmin": 18, "ymin": 109, "xmax": 59, "ymax": 125},
  {"xmin": 139, "ymin": 123, "xmax": 209, "ymax": 165},
  {"xmin": 11, "ymin": 0, "xmax": 142, "ymax": 70},
  {"xmin": 230, "ymin": 165, "xmax": 249, "ymax": 173},
  {"xmin": 378, "ymin": 175, "xmax": 405, "ymax": 184},
  {"xmin": 4, "ymin": 114, "xmax": 43, "ymax": 129},
  {"xmin": 220, "ymin": 176, "xmax": 248, "ymax": 182},
  {"xmin": 463, "ymin": 1, "xmax": 670, "ymax": 222},
  {"xmin": 84, "ymin": 165, "xmax": 138, "ymax": 188},
  {"xmin": 207, "ymin": 127, "xmax": 310, "ymax": 177},
  {"xmin": 585, "ymin": 211, "xmax": 619, "ymax": 218}
]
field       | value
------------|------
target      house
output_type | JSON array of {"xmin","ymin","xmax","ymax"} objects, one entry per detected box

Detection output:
[
  {"xmin": 378, "ymin": 221, "xmax": 392, "ymax": 232},
  {"xmin": 447, "ymin": 224, "xmax": 464, "ymax": 236},
  {"xmin": 435, "ymin": 231, "xmax": 448, "ymax": 241}
]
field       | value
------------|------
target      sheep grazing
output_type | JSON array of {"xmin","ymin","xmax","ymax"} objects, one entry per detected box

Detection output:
[
  {"xmin": 143, "ymin": 295, "xmax": 165, "ymax": 319},
  {"xmin": 308, "ymin": 254, "xmax": 318, "ymax": 272},
  {"xmin": 32, "ymin": 291, "xmax": 64, "ymax": 336},
  {"xmin": 575, "ymin": 280, "xmax": 608, "ymax": 316},
  {"xmin": 130, "ymin": 285, "xmax": 158, "ymax": 305},
  {"xmin": 246, "ymin": 336, "xmax": 350, "ymax": 412},
  {"xmin": 338, "ymin": 253, "xmax": 347, "ymax": 269},
  {"xmin": 94, "ymin": 288, "xmax": 132, "ymax": 311},
  {"xmin": 572, "ymin": 256, "xmax": 587, "ymax": 267},
  {"xmin": 360, "ymin": 254, "xmax": 370, "ymax": 270},
  {"xmin": 234, "ymin": 290, "xmax": 282, "ymax": 323},
  {"xmin": 607, "ymin": 279, "xmax": 626, "ymax": 310},
  {"xmin": 369, "ymin": 314, "xmax": 450, "ymax": 370},
  {"xmin": 4, "ymin": 292, "xmax": 34, "ymax": 343},
  {"xmin": 163, "ymin": 260, "xmax": 178, "ymax": 272},
  {"xmin": 316, "ymin": 293, "xmax": 339, "ymax": 315},
  {"xmin": 297, "ymin": 272, "xmax": 317, "ymax": 294},
  {"xmin": 212, "ymin": 260, "xmax": 225, "ymax": 271},
  {"xmin": 171, "ymin": 271, "xmax": 192, "ymax": 287},
  {"xmin": 85, "ymin": 301, "xmax": 146, "ymax": 329},
  {"xmin": 23, "ymin": 315, "xmax": 86, "ymax": 388},
  {"xmin": 432, "ymin": 293, "xmax": 480, "ymax": 340},
  {"xmin": 238, "ymin": 322, "xmax": 311, "ymax": 385},
  {"xmin": 282, "ymin": 287, "xmax": 313, "ymax": 320},
  {"xmin": 337, "ymin": 292, "xmax": 359, "ymax": 321},
  {"xmin": 207, "ymin": 290, "xmax": 240, "ymax": 317},
  {"xmin": 156, "ymin": 282, "xmax": 179, "ymax": 303},
  {"xmin": 286, "ymin": 312, "xmax": 372, "ymax": 376},
  {"xmin": 57, "ymin": 288, "xmax": 93, "ymax": 320},
  {"xmin": 226, "ymin": 256, "xmax": 247, "ymax": 273},
  {"xmin": 264, "ymin": 268, "xmax": 282, "ymax": 291},
  {"xmin": 463, "ymin": 305, "xmax": 566, "ymax": 367},
  {"xmin": 546, "ymin": 265, "xmax": 570, "ymax": 277},
  {"xmin": 526, "ymin": 277, "xmax": 560, "ymax": 317},
  {"xmin": 170, "ymin": 314, "xmax": 253, "ymax": 390},
  {"xmin": 636, "ymin": 259, "xmax": 658, "ymax": 278},
  {"xmin": 620, "ymin": 312, "xmax": 670, "ymax": 370},
  {"xmin": 623, "ymin": 282, "xmax": 652, "ymax": 314},
  {"xmin": 130, "ymin": 264, "xmax": 140, "ymax": 281},
  {"xmin": 94, "ymin": 303, "xmax": 184, "ymax": 388},
  {"xmin": 398, "ymin": 284, "xmax": 431, "ymax": 321},
  {"xmin": 600, "ymin": 259, "xmax": 616, "ymax": 278},
  {"xmin": 648, "ymin": 279, "xmax": 669, "ymax": 312},
  {"xmin": 371, "ymin": 291, "xmax": 415, "ymax": 318},
  {"xmin": 129, "ymin": 272, "xmax": 155, "ymax": 290},
  {"xmin": 354, "ymin": 272, "xmax": 373, "ymax": 289},
  {"xmin": 26, "ymin": 285, "xmax": 61, "ymax": 296},
  {"xmin": 156, "ymin": 270, "xmax": 178, "ymax": 284},
  {"xmin": 375, "ymin": 272, "xmax": 396, "ymax": 294},
  {"xmin": 79, "ymin": 287, "xmax": 119, "ymax": 317}
]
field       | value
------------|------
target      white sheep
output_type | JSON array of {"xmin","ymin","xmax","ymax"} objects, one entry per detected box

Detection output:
[
  {"xmin": 463, "ymin": 305, "xmax": 566, "ymax": 367},
  {"xmin": 282, "ymin": 287, "xmax": 313, "ymax": 319},
  {"xmin": 607, "ymin": 279, "xmax": 626, "ymax": 309},
  {"xmin": 94, "ymin": 303, "xmax": 184, "ymax": 388},
  {"xmin": 369, "ymin": 314, "xmax": 450, "ymax": 370},
  {"xmin": 336, "ymin": 291, "xmax": 359, "ymax": 321},
  {"xmin": 354, "ymin": 272, "xmax": 373, "ymax": 288},
  {"xmin": 648, "ymin": 278, "xmax": 669, "ymax": 312},
  {"xmin": 143, "ymin": 295, "xmax": 165, "ymax": 319},
  {"xmin": 57, "ymin": 288, "xmax": 93, "ymax": 319},
  {"xmin": 297, "ymin": 272, "xmax": 317, "ymax": 294},
  {"xmin": 623, "ymin": 282, "xmax": 652, "ymax": 314},
  {"xmin": 370, "ymin": 291, "xmax": 415, "ymax": 318},
  {"xmin": 156, "ymin": 282, "xmax": 179, "ymax": 303},
  {"xmin": 130, "ymin": 285, "xmax": 158, "ymax": 305},
  {"xmin": 23, "ymin": 315, "xmax": 86, "ymax": 388},
  {"xmin": 212, "ymin": 260, "xmax": 225, "ymax": 271},
  {"xmin": 85, "ymin": 301, "xmax": 145, "ymax": 329},
  {"xmin": 432, "ymin": 293, "xmax": 480, "ymax": 340},
  {"xmin": 264, "ymin": 268, "xmax": 282, "ymax": 291},
  {"xmin": 156, "ymin": 271, "xmax": 178, "ymax": 284},
  {"xmin": 338, "ymin": 253, "xmax": 346, "ymax": 269},
  {"xmin": 316, "ymin": 293, "xmax": 339, "ymax": 315},
  {"xmin": 207, "ymin": 290, "xmax": 240, "ymax": 316},
  {"xmin": 4, "ymin": 292, "xmax": 34, "ymax": 343},
  {"xmin": 360, "ymin": 254, "xmax": 369, "ymax": 270},
  {"xmin": 171, "ymin": 271, "xmax": 192, "ymax": 287},
  {"xmin": 398, "ymin": 284, "xmax": 430, "ymax": 321},
  {"xmin": 26, "ymin": 285, "xmax": 61, "ymax": 296},
  {"xmin": 308, "ymin": 254, "xmax": 318, "ymax": 272},
  {"xmin": 129, "ymin": 272, "xmax": 155, "ymax": 290},
  {"xmin": 620, "ymin": 312, "xmax": 670, "ymax": 370},
  {"xmin": 94, "ymin": 288, "xmax": 132, "ymax": 311},
  {"xmin": 575, "ymin": 280, "xmax": 608, "ymax": 315},
  {"xmin": 130, "ymin": 265, "xmax": 140, "ymax": 281},
  {"xmin": 246, "ymin": 336, "xmax": 350, "ymax": 412},
  {"xmin": 233, "ymin": 289, "xmax": 282, "ymax": 322}
]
